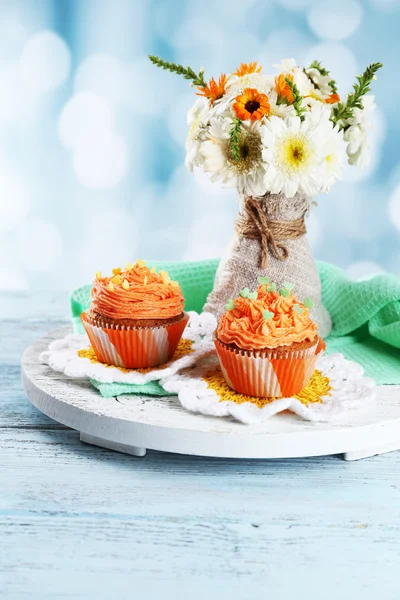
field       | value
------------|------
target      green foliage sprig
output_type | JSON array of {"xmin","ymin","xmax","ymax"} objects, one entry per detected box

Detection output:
[
  {"xmin": 285, "ymin": 78, "xmax": 306, "ymax": 121},
  {"xmin": 330, "ymin": 62, "xmax": 383, "ymax": 129},
  {"xmin": 229, "ymin": 118, "xmax": 242, "ymax": 162},
  {"xmin": 307, "ymin": 60, "xmax": 338, "ymax": 94},
  {"xmin": 148, "ymin": 55, "xmax": 206, "ymax": 87}
]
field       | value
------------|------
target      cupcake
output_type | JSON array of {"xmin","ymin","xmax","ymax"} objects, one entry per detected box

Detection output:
[
  {"xmin": 214, "ymin": 278, "xmax": 325, "ymax": 398},
  {"xmin": 81, "ymin": 260, "xmax": 189, "ymax": 369}
]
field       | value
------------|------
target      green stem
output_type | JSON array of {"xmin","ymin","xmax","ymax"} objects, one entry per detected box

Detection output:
[
  {"xmin": 330, "ymin": 62, "xmax": 383, "ymax": 129},
  {"xmin": 148, "ymin": 55, "xmax": 206, "ymax": 87},
  {"xmin": 229, "ymin": 118, "xmax": 242, "ymax": 161},
  {"xmin": 285, "ymin": 78, "xmax": 306, "ymax": 121}
]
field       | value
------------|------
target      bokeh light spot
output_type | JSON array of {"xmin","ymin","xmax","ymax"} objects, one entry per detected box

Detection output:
[
  {"xmin": 388, "ymin": 185, "xmax": 400, "ymax": 231},
  {"xmin": 58, "ymin": 92, "xmax": 115, "ymax": 149},
  {"xmin": 308, "ymin": 0, "xmax": 363, "ymax": 41},
  {"xmin": 19, "ymin": 30, "xmax": 71, "ymax": 93},
  {"xmin": 16, "ymin": 218, "xmax": 63, "ymax": 272},
  {"xmin": 74, "ymin": 53, "xmax": 127, "ymax": 107},
  {"xmin": 73, "ymin": 134, "xmax": 129, "ymax": 190},
  {"xmin": 0, "ymin": 175, "xmax": 30, "ymax": 232}
]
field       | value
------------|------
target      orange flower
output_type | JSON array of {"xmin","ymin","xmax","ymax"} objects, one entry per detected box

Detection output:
[
  {"xmin": 325, "ymin": 92, "xmax": 340, "ymax": 104},
  {"xmin": 197, "ymin": 74, "xmax": 227, "ymax": 104},
  {"xmin": 275, "ymin": 73, "xmax": 294, "ymax": 104},
  {"xmin": 233, "ymin": 88, "xmax": 270, "ymax": 121},
  {"xmin": 234, "ymin": 62, "xmax": 262, "ymax": 76}
]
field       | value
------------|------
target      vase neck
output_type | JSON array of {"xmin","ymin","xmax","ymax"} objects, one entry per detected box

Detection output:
[{"xmin": 238, "ymin": 191, "xmax": 312, "ymax": 221}]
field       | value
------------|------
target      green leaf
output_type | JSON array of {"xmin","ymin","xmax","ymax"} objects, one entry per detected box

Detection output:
[
  {"xmin": 330, "ymin": 62, "xmax": 383, "ymax": 129},
  {"xmin": 263, "ymin": 309, "xmax": 274, "ymax": 321},
  {"xmin": 239, "ymin": 287, "xmax": 250, "ymax": 298},
  {"xmin": 307, "ymin": 60, "xmax": 338, "ymax": 94},
  {"xmin": 293, "ymin": 304, "xmax": 304, "ymax": 314},
  {"xmin": 229, "ymin": 118, "xmax": 242, "ymax": 162},
  {"xmin": 247, "ymin": 291, "xmax": 257, "ymax": 300},
  {"xmin": 279, "ymin": 288, "xmax": 290, "ymax": 298},
  {"xmin": 257, "ymin": 276, "xmax": 270, "ymax": 285},
  {"xmin": 224, "ymin": 299, "xmax": 235, "ymax": 311},
  {"xmin": 303, "ymin": 297, "xmax": 314, "ymax": 308},
  {"xmin": 148, "ymin": 55, "xmax": 206, "ymax": 87},
  {"xmin": 284, "ymin": 77, "xmax": 306, "ymax": 121},
  {"xmin": 283, "ymin": 281, "xmax": 294, "ymax": 291},
  {"xmin": 266, "ymin": 283, "xmax": 277, "ymax": 292},
  {"xmin": 309, "ymin": 60, "xmax": 330, "ymax": 77}
]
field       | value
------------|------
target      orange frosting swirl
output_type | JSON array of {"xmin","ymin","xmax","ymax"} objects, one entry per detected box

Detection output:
[
  {"xmin": 217, "ymin": 285, "xmax": 318, "ymax": 350},
  {"xmin": 90, "ymin": 262, "xmax": 184, "ymax": 320}
]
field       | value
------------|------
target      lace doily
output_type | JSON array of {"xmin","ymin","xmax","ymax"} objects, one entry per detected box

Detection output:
[
  {"xmin": 162, "ymin": 352, "xmax": 376, "ymax": 424},
  {"xmin": 40, "ymin": 311, "xmax": 217, "ymax": 385}
]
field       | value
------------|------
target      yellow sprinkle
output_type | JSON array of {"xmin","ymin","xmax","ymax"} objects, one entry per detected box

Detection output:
[
  {"xmin": 112, "ymin": 267, "xmax": 121, "ymax": 275},
  {"xmin": 136, "ymin": 259, "xmax": 146, "ymax": 268},
  {"xmin": 204, "ymin": 368, "xmax": 331, "ymax": 408},
  {"xmin": 122, "ymin": 279, "xmax": 129, "ymax": 290},
  {"xmin": 108, "ymin": 282, "xmax": 114, "ymax": 292},
  {"xmin": 125, "ymin": 262, "xmax": 134, "ymax": 271},
  {"xmin": 144, "ymin": 276, "xmax": 148, "ymax": 285},
  {"xmin": 151, "ymin": 265, "xmax": 156, "ymax": 273},
  {"xmin": 159, "ymin": 270, "xmax": 171, "ymax": 285},
  {"xmin": 95, "ymin": 271, "xmax": 102, "ymax": 280},
  {"xmin": 111, "ymin": 274, "xmax": 122, "ymax": 284},
  {"xmin": 77, "ymin": 338, "xmax": 193, "ymax": 374}
]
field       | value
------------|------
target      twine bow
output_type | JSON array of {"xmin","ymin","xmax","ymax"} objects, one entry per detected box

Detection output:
[{"xmin": 236, "ymin": 196, "xmax": 307, "ymax": 269}]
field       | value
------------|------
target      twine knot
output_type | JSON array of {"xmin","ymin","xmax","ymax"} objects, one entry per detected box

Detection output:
[{"xmin": 236, "ymin": 196, "xmax": 307, "ymax": 269}]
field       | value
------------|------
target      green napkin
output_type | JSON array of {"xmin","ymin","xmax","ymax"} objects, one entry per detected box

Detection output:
[
  {"xmin": 71, "ymin": 259, "xmax": 400, "ymax": 391},
  {"xmin": 90, "ymin": 379, "xmax": 174, "ymax": 398},
  {"xmin": 319, "ymin": 261, "xmax": 400, "ymax": 384}
]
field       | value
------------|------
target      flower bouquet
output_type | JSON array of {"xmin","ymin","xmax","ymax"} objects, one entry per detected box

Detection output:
[{"xmin": 149, "ymin": 55, "xmax": 382, "ymax": 337}]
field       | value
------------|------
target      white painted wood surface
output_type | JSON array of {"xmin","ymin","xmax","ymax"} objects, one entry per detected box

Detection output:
[
  {"xmin": 22, "ymin": 326, "xmax": 400, "ymax": 461},
  {"xmin": 2, "ymin": 291, "xmax": 400, "ymax": 599}
]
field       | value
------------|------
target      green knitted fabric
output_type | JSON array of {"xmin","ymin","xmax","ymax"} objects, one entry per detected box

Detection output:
[
  {"xmin": 71, "ymin": 259, "xmax": 400, "ymax": 391},
  {"xmin": 90, "ymin": 379, "xmax": 173, "ymax": 398}
]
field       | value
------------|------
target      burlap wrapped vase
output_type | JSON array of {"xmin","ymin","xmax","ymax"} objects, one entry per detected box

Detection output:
[{"xmin": 204, "ymin": 190, "xmax": 332, "ymax": 338}]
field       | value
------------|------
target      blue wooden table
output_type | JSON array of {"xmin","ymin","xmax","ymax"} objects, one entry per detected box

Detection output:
[{"xmin": 2, "ymin": 291, "xmax": 400, "ymax": 599}]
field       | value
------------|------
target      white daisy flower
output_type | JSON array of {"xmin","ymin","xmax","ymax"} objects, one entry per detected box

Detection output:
[
  {"xmin": 305, "ymin": 67, "xmax": 334, "ymax": 98},
  {"xmin": 226, "ymin": 72, "xmax": 275, "ymax": 97},
  {"xmin": 309, "ymin": 105, "xmax": 347, "ymax": 191},
  {"xmin": 274, "ymin": 58, "xmax": 297, "ymax": 73},
  {"xmin": 200, "ymin": 117, "xmax": 267, "ymax": 196},
  {"xmin": 185, "ymin": 97, "xmax": 209, "ymax": 172},
  {"xmin": 261, "ymin": 114, "xmax": 328, "ymax": 198},
  {"xmin": 268, "ymin": 88, "xmax": 294, "ymax": 119},
  {"xmin": 343, "ymin": 95, "xmax": 375, "ymax": 168}
]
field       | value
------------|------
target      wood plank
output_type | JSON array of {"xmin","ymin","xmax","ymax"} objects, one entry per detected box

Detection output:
[
  {"xmin": 0, "ymin": 291, "xmax": 71, "ymax": 428},
  {"xmin": 0, "ymin": 319, "xmax": 69, "ymax": 366},
  {"xmin": 1, "ymin": 429, "xmax": 400, "ymax": 598},
  {"xmin": 0, "ymin": 364, "xmax": 67, "ymax": 429}
]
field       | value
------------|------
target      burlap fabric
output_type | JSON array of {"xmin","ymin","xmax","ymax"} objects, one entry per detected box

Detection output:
[{"xmin": 204, "ymin": 191, "xmax": 332, "ymax": 338}]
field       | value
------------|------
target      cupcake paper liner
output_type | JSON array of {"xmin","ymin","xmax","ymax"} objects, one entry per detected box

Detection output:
[
  {"xmin": 214, "ymin": 337, "xmax": 325, "ymax": 398},
  {"xmin": 81, "ymin": 312, "xmax": 189, "ymax": 369}
]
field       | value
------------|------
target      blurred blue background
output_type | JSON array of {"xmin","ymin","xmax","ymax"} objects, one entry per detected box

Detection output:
[{"xmin": 0, "ymin": 0, "xmax": 399, "ymax": 292}]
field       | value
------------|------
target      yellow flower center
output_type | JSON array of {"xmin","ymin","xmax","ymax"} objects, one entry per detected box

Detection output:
[{"xmin": 275, "ymin": 132, "xmax": 315, "ymax": 176}]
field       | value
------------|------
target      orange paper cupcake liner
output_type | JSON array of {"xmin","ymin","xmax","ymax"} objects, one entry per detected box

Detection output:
[
  {"xmin": 81, "ymin": 312, "xmax": 189, "ymax": 369},
  {"xmin": 214, "ymin": 337, "xmax": 325, "ymax": 398}
]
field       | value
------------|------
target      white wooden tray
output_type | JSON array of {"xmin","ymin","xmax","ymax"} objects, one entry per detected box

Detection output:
[{"xmin": 21, "ymin": 327, "xmax": 400, "ymax": 461}]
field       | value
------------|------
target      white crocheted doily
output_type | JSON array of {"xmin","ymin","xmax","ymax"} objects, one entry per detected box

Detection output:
[
  {"xmin": 162, "ymin": 352, "xmax": 376, "ymax": 424},
  {"xmin": 40, "ymin": 311, "xmax": 216, "ymax": 385}
]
